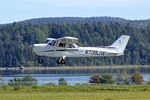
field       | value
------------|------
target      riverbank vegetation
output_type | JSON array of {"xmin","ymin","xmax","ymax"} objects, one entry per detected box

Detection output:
[
  {"xmin": 1, "ymin": 72, "xmax": 150, "ymax": 100},
  {"xmin": 1, "ymin": 71, "xmax": 149, "ymax": 86}
]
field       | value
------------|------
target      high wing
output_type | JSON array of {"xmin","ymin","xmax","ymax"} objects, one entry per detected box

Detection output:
[
  {"xmin": 47, "ymin": 36, "xmax": 78, "ymax": 44},
  {"xmin": 46, "ymin": 38, "xmax": 56, "ymax": 41},
  {"xmin": 56, "ymin": 36, "xmax": 78, "ymax": 44}
]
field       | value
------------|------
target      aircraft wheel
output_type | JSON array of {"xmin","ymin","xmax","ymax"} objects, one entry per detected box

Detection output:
[
  {"xmin": 61, "ymin": 59, "xmax": 66, "ymax": 64},
  {"xmin": 56, "ymin": 58, "xmax": 66, "ymax": 64},
  {"xmin": 56, "ymin": 58, "xmax": 61, "ymax": 64}
]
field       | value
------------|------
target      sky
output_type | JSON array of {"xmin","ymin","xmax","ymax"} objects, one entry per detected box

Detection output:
[{"xmin": 0, "ymin": 0, "xmax": 150, "ymax": 24}]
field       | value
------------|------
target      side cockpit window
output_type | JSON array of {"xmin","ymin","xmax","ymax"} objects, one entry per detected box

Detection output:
[
  {"xmin": 68, "ymin": 44, "xmax": 75, "ymax": 48},
  {"xmin": 58, "ymin": 43, "xmax": 66, "ymax": 47},
  {"xmin": 66, "ymin": 44, "xmax": 78, "ymax": 48}
]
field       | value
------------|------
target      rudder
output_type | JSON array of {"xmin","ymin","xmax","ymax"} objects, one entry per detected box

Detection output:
[{"xmin": 110, "ymin": 35, "xmax": 130, "ymax": 55}]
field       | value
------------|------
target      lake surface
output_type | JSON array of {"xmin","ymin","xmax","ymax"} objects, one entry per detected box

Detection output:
[
  {"xmin": 2, "ymin": 74, "xmax": 90, "ymax": 85},
  {"xmin": 1, "ymin": 73, "xmax": 150, "ymax": 85}
]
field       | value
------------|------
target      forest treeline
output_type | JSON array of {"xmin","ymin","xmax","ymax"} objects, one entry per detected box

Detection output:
[{"xmin": 0, "ymin": 17, "xmax": 150, "ymax": 67}]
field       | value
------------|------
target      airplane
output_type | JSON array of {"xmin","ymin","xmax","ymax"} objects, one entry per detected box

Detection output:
[{"xmin": 33, "ymin": 35, "xmax": 130, "ymax": 64}]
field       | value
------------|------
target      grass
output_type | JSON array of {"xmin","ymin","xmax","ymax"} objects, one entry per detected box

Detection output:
[
  {"xmin": 1, "ymin": 85, "xmax": 150, "ymax": 100},
  {"xmin": 1, "ymin": 92, "xmax": 150, "ymax": 100}
]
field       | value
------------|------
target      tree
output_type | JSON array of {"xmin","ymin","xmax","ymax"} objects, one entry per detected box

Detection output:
[
  {"xmin": 116, "ymin": 70, "xmax": 125, "ymax": 85},
  {"xmin": 116, "ymin": 69, "xmax": 130, "ymax": 85},
  {"xmin": 45, "ymin": 82, "xmax": 56, "ymax": 86},
  {"xmin": 22, "ymin": 76, "xmax": 38, "ymax": 86},
  {"xmin": 8, "ymin": 76, "xmax": 38, "ymax": 86},
  {"xmin": 89, "ymin": 74, "xmax": 101, "ymax": 84},
  {"xmin": 89, "ymin": 73, "xmax": 115, "ymax": 84},
  {"xmin": 58, "ymin": 78, "xmax": 67, "ymax": 85},
  {"xmin": 8, "ymin": 77, "xmax": 22, "ymax": 86},
  {"xmin": 0, "ymin": 18, "xmax": 150, "ymax": 66},
  {"xmin": 131, "ymin": 72, "xmax": 144, "ymax": 85},
  {"xmin": 100, "ymin": 73, "xmax": 115, "ymax": 84}
]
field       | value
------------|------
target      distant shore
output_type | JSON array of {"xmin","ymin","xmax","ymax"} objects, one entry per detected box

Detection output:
[
  {"xmin": 0, "ymin": 65, "xmax": 150, "ymax": 74},
  {"xmin": 0, "ymin": 65, "xmax": 150, "ymax": 71}
]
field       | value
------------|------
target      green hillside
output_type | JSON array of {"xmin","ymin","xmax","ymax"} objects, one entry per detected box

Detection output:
[{"xmin": 0, "ymin": 17, "xmax": 150, "ymax": 67}]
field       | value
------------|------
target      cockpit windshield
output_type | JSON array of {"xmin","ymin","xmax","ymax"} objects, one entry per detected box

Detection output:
[{"xmin": 48, "ymin": 40, "xmax": 56, "ymax": 46}]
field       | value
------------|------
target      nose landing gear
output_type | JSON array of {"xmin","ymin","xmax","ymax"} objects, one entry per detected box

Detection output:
[{"xmin": 38, "ymin": 58, "xmax": 43, "ymax": 64}]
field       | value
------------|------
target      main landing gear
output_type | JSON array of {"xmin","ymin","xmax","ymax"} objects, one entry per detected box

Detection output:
[
  {"xmin": 56, "ymin": 58, "xmax": 66, "ymax": 65},
  {"xmin": 37, "ymin": 57, "xmax": 66, "ymax": 65}
]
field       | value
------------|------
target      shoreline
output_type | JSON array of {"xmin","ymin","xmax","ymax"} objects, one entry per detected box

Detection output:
[{"xmin": 0, "ymin": 65, "xmax": 150, "ymax": 71}]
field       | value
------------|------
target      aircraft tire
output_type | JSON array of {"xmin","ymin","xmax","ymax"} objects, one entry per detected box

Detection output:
[
  {"xmin": 56, "ymin": 58, "xmax": 61, "ymax": 64},
  {"xmin": 61, "ymin": 59, "xmax": 66, "ymax": 64},
  {"xmin": 56, "ymin": 58, "xmax": 66, "ymax": 64}
]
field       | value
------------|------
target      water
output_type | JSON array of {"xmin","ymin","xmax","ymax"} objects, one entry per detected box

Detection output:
[
  {"xmin": 1, "ymin": 73, "xmax": 150, "ymax": 85},
  {"xmin": 1, "ymin": 74, "xmax": 91, "ymax": 85}
]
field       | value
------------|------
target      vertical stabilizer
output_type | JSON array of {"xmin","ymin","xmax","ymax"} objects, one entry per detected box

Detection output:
[{"xmin": 110, "ymin": 35, "xmax": 130, "ymax": 55}]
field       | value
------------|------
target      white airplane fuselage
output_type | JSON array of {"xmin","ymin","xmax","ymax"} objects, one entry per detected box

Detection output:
[
  {"xmin": 33, "ymin": 35, "xmax": 130, "ymax": 64},
  {"xmin": 33, "ymin": 44, "xmax": 121, "ymax": 58}
]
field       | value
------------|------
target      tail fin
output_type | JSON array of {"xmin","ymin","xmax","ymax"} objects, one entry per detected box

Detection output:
[{"xmin": 110, "ymin": 35, "xmax": 130, "ymax": 55}]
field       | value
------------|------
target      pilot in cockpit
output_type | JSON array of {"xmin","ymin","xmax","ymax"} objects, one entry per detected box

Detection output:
[{"xmin": 58, "ymin": 43, "xmax": 66, "ymax": 47}]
